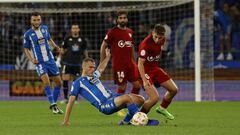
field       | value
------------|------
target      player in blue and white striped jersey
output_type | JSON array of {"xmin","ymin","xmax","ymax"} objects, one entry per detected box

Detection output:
[
  {"xmin": 23, "ymin": 12, "xmax": 63, "ymax": 114},
  {"xmin": 62, "ymin": 48, "xmax": 159, "ymax": 126}
]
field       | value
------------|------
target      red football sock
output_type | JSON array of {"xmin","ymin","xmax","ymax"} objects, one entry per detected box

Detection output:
[
  {"xmin": 160, "ymin": 98, "xmax": 172, "ymax": 109},
  {"xmin": 131, "ymin": 87, "xmax": 140, "ymax": 94},
  {"xmin": 117, "ymin": 88, "xmax": 125, "ymax": 94}
]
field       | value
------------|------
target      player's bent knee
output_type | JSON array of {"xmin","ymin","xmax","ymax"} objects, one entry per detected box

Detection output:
[
  {"xmin": 171, "ymin": 88, "xmax": 178, "ymax": 96},
  {"xmin": 56, "ymin": 81, "xmax": 62, "ymax": 87},
  {"xmin": 151, "ymin": 95, "xmax": 159, "ymax": 104},
  {"xmin": 124, "ymin": 94, "xmax": 133, "ymax": 103}
]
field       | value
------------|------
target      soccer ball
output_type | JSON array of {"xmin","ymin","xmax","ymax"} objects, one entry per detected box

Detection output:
[{"xmin": 130, "ymin": 112, "xmax": 148, "ymax": 126}]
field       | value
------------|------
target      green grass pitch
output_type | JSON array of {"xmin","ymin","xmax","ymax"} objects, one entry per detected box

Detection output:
[{"xmin": 0, "ymin": 101, "xmax": 239, "ymax": 135}]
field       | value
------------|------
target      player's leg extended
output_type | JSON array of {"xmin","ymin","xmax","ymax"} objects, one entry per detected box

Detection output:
[
  {"xmin": 52, "ymin": 75, "xmax": 62, "ymax": 103},
  {"xmin": 140, "ymin": 85, "xmax": 159, "ymax": 114},
  {"xmin": 41, "ymin": 73, "xmax": 55, "ymax": 105},
  {"xmin": 130, "ymin": 80, "xmax": 141, "ymax": 94},
  {"xmin": 62, "ymin": 65, "xmax": 69, "ymax": 103},
  {"xmin": 51, "ymin": 75, "xmax": 64, "ymax": 114},
  {"xmin": 156, "ymin": 79, "xmax": 178, "ymax": 120},
  {"xmin": 116, "ymin": 83, "xmax": 128, "ymax": 117},
  {"xmin": 128, "ymin": 64, "xmax": 141, "ymax": 94},
  {"xmin": 62, "ymin": 75, "xmax": 70, "ymax": 102},
  {"xmin": 114, "ymin": 94, "xmax": 139, "ymax": 124},
  {"xmin": 128, "ymin": 94, "xmax": 145, "ymax": 107}
]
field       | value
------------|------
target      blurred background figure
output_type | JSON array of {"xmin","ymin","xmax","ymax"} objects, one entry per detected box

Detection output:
[
  {"xmin": 60, "ymin": 24, "xmax": 89, "ymax": 104},
  {"xmin": 214, "ymin": 2, "xmax": 232, "ymax": 60}
]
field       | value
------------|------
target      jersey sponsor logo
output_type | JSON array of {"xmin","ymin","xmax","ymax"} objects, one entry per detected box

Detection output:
[
  {"xmin": 72, "ymin": 44, "xmax": 79, "ymax": 51},
  {"xmin": 140, "ymin": 50, "xmax": 146, "ymax": 56},
  {"xmin": 38, "ymin": 38, "xmax": 45, "ymax": 45},
  {"xmin": 118, "ymin": 40, "xmax": 133, "ymax": 48},
  {"xmin": 146, "ymin": 55, "xmax": 160, "ymax": 62},
  {"xmin": 31, "ymin": 33, "xmax": 35, "ymax": 36}
]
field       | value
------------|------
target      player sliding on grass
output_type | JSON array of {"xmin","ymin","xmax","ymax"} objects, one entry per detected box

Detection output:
[
  {"xmin": 138, "ymin": 24, "xmax": 178, "ymax": 120},
  {"xmin": 23, "ymin": 12, "xmax": 63, "ymax": 114},
  {"xmin": 62, "ymin": 48, "xmax": 159, "ymax": 126}
]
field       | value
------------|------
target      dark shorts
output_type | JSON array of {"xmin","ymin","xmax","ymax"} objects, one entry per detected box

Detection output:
[
  {"xmin": 113, "ymin": 62, "xmax": 140, "ymax": 85},
  {"xmin": 144, "ymin": 67, "xmax": 171, "ymax": 85},
  {"xmin": 62, "ymin": 64, "xmax": 81, "ymax": 77}
]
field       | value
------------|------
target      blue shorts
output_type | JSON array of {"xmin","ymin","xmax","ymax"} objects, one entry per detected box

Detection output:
[
  {"xmin": 35, "ymin": 61, "xmax": 60, "ymax": 77},
  {"xmin": 99, "ymin": 94, "xmax": 125, "ymax": 115}
]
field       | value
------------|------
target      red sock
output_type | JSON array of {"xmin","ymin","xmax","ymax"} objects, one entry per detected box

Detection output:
[
  {"xmin": 117, "ymin": 88, "xmax": 125, "ymax": 94},
  {"xmin": 160, "ymin": 98, "xmax": 172, "ymax": 109},
  {"xmin": 131, "ymin": 87, "xmax": 140, "ymax": 94}
]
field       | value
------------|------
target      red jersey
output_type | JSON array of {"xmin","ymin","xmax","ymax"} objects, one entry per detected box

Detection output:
[
  {"xmin": 138, "ymin": 34, "xmax": 166, "ymax": 68},
  {"xmin": 104, "ymin": 27, "xmax": 134, "ymax": 68}
]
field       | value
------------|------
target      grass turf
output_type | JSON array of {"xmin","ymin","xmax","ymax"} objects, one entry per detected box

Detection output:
[{"xmin": 0, "ymin": 101, "xmax": 239, "ymax": 135}]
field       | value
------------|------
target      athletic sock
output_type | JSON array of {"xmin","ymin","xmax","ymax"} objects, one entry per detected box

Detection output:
[
  {"xmin": 123, "ymin": 103, "xmax": 139, "ymax": 123},
  {"xmin": 53, "ymin": 86, "xmax": 61, "ymax": 103},
  {"xmin": 63, "ymin": 80, "xmax": 68, "ymax": 100},
  {"xmin": 160, "ymin": 98, "xmax": 172, "ymax": 109},
  {"xmin": 44, "ymin": 86, "xmax": 55, "ymax": 105}
]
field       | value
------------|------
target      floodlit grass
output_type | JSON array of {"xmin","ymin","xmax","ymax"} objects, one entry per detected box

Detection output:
[{"xmin": 0, "ymin": 101, "xmax": 239, "ymax": 135}]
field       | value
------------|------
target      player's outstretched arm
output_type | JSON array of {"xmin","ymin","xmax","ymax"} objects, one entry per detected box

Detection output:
[
  {"xmin": 97, "ymin": 48, "xmax": 111, "ymax": 74},
  {"xmin": 62, "ymin": 95, "xmax": 76, "ymax": 126},
  {"xmin": 100, "ymin": 40, "xmax": 108, "ymax": 62}
]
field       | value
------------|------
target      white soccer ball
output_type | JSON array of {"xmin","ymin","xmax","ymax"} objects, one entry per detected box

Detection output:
[{"xmin": 130, "ymin": 112, "xmax": 148, "ymax": 126}]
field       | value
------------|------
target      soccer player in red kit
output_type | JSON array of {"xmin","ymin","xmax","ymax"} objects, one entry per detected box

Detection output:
[
  {"xmin": 100, "ymin": 10, "xmax": 141, "ymax": 106},
  {"xmin": 138, "ymin": 24, "xmax": 178, "ymax": 120}
]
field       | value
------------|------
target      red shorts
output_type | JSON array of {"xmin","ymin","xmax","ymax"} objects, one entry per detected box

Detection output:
[
  {"xmin": 144, "ymin": 67, "xmax": 171, "ymax": 85},
  {"xmin": 113, "ymin": 62, "xmax": 140, "ymax": 85}
]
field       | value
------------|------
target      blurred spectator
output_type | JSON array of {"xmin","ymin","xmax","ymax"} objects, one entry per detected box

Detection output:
[
  {"xmin": 135, "ymin": 23, "xmax": 148, "ymax": 51},
  {"xmin": 214, "ymin": 2, "xmax": 233, "ymax": 60},
  {"xmin": 104, "ymin": 12, "xmax": 116, "ymax": 32},
  {"xmin": 160, "ymin": 23, "xmax": 172, "ymax": 69},
  {"xmin": 201, "ymin": 5, "xmax": 214, "ymax": 67}
]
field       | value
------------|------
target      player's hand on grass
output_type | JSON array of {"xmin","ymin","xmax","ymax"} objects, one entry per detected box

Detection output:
[
  {"xmin": 31, "ymin": 59, "xmax": 39, "ymax": 64},
  {"xmin": 61, "ymin": 121, "xmax": 70, "ymax": 126}
]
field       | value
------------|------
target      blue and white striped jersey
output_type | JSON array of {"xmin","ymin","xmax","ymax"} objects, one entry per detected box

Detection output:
[
  {"xmin": 70, "ymin": 70, "xmax": 113, "ymax": 109},
  {"xmin": 23, "ymin": 25, "xmax": 55, "ymax": 63}
]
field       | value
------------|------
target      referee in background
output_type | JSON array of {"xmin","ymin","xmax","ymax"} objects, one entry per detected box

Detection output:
[{"xmin": 60, "ymin": 23, "xmax": 89, "ymax": 104}]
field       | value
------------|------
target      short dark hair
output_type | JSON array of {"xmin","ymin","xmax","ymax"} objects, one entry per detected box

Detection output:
[
  {"xmin": 71, "ymin": 22, "xmax": 79, "ymax": 26},
  {"xmin": 31, "ymin": 12, "xmax": 41, "ymax": 17},
  {"xmin": 82, "ymin": 57, "xmax": 95, "ymax": 64},
  {"xmin": 153, "ymin": 24, "xmax": 165, "ymax": 35},
  {"xmin": 116, "ymin": 10, "xmax": 128, "ymax": 18}
]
